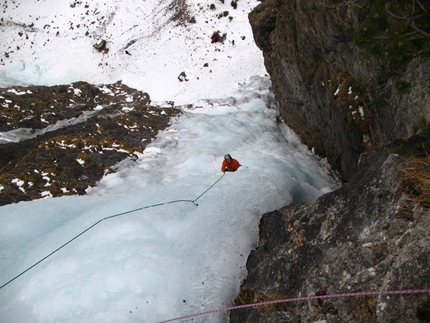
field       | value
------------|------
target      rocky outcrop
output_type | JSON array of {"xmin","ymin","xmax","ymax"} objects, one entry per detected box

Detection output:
[
  {"xmin": 230, "ymin": 137, "xmax": 430, "ymax": 323},
  {"xmin": 230, "ymin": 2, "xmax": 430, "ymax": 321},
  {"xmin": 249, "ymin": 0, "xmax": 430, "ymax": 181},
  {"xmin": 0, "ymin": 82, "xmax": 180, "ymax": 205}
]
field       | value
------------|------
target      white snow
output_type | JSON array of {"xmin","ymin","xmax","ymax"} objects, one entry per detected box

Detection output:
[
  {"xmin": 0, "ymin": 109, "xmax": 101, "ymax": 144},
  {"xmin": 76, "ymin": 158, "xmax": 85, "ymax": 165},
  {"xmin": 0, "ymin": 1, "xmax": 340, "ymax": 322},
  {"xmin": 0, "ymin": 0, "xmax": 266, "ymax": 105}
]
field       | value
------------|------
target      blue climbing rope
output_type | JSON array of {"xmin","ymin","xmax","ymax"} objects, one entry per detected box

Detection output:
[
  {"xmin": 193, "ymin": 172, "xmax": 226, "ymax": 205},
  {"xmin": 0, "ymin": 172, "xmax": 226, "ymax": 290}
]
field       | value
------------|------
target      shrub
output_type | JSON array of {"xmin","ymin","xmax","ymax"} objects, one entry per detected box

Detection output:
[
  {"xmin": 353, "ymin": 0, "xmax": 430, "ymax": 68},
  {"xmin": 217, "ymin": 11, "xmax": 229, "ymax": 18}
]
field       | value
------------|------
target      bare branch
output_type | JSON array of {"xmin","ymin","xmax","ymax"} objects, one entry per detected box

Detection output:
[
  {"xmin": 384, "ymin": 4, "xmax": 407, "ymax": 21},
  {"xmin": 322, "ymin": 0, "xmax": 368, "ymax": 9},
  {"xmin": 411, "ymin": 22, "xmax": 430, "ymax": 37},
  {"xmin": 415, "ymin": 0, "xmax": 428, "ymax": 13}
]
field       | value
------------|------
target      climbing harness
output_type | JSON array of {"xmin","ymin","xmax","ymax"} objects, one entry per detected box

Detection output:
[{"xmin": 0, "ymin": 172, "xmax": 226, "ymax": 290}]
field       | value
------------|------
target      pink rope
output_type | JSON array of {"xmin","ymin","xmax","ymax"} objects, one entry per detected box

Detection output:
[{"xmin": 156, "ymin": 289, "xmax": 430, "ymax": 323}]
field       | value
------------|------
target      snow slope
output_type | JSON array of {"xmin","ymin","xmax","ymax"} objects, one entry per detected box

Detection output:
[{"xmin": 0, "ymin": 0, "xmax": 265, "ymax": 105}]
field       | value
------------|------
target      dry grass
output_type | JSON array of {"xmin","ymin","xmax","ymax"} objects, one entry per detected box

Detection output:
[
  {"xmin": 234, "ymin": 288, "xmax": 289, "ymax": 318},
  {"xmin": 401, "ymin": 155, "xmax": 430, "ymax": 207},
  {"xmin": 234, "ymin": 288, "xmax": 255, "ymax": 306},
  {"xmin": 352, "ymin": 296, "xmax": 377, "ymax": 323},
  {"xmin": 255, "ymin": 291, "xmax": 289, "ymax": 317},
  {"xmin": 293, "ymin": 229, "xmax": 305, "ymax": 249}
]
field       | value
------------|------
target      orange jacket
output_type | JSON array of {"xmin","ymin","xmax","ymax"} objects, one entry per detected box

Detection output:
[{"xmin": 221, "ymin": 158, "xmax": 241, "ymax": 172}]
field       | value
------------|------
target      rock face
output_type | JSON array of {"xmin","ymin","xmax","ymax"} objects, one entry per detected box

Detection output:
[
  {"xmin": 230, "ymin": 2, "xmax": 430, "ymax": 321},
  {"xmin": 249, "ymin": 0, "xmax": 430, "ymax": 181},
  {"xmin": 0, "ymin": 82, "xmax": 180, "ymax": 206},
  {"xmin": 230, "ymin": 139, "xmax": 430, "ymax": 323}
]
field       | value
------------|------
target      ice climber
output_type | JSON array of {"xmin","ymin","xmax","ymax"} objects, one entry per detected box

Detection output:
[{"xmin": 221, "ymin": 154, "xmax": 241, "ymax": 172}]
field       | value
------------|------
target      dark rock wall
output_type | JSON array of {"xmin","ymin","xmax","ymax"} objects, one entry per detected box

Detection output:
[
  {"xmin": 231, "ymin": 2, "xmax": 430, "ymax": 322},
  {"xmin": 230, "ymin": 142, "xmax": 430, "ymax": 323},
  {"xmin": 249, "ymin": 0, "xmax": 430, "ymax": 181}
]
